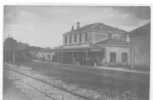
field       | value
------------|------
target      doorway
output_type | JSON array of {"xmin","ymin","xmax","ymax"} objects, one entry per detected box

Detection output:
[{"xmin": 110, "ymin": 52, "xmax": 116, "ymax": 64}]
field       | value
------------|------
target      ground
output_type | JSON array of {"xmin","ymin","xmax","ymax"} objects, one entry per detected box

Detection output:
[{"xmin": 3, "ymin": 61, "xmax": 150, "ymax": 100}]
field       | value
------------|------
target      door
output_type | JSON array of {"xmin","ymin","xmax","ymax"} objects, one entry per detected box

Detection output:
[
  {"xmin": 110, "ymin": 52, "xmax": 116, "ymax": 64},
  {"xmin": 121, "ymin": 52, "xmax": 128, "ymax": 64}
]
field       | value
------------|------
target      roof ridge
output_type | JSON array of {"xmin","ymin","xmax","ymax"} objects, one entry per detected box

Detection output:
[{"xmin": 64, "ymin": 22, "xmax": 127, "ymax": 35}]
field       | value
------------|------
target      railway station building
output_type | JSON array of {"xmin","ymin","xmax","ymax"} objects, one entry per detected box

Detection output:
[{"xmin": 53, "ymin": 22, "xmax": 132, "ymax": 67}]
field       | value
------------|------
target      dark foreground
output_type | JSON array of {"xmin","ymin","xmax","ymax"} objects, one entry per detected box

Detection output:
[{"xmin": 3, "ymin": 61, "xmax": 150, "ymax": 100}]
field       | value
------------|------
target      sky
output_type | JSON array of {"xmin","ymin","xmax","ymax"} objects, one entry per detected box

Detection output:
[{"xmin": 4, "ymin": 6, "xmax": 150, "ymax": 48}]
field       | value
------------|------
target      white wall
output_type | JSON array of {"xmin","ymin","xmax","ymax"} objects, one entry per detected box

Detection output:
[{"xmin": 105, "ymin": 46, "xmax": 130, "ymax": 65}]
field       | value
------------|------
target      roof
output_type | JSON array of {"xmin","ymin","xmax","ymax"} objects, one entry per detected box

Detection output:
[
  {"xmin": 54, "ymin": 44, "xmax": 90, "ymax": 51},
  {"xmin": 129, "ymin": 23, "xmax": 150, "ymax": 38},
  {"xmin": 64, "ymin": 23, "xmax": 126, "ymax": 35},
  {"xmin": 54, "ymin": 44, "xmax": 105, "ymax": 52},
  {"xmin": 129, "ymin": 23, "xmax": 150, "ymax": 48},
  {"xmin": 95, "ymin": 39, "xmax": 130, "ymax": 47}
]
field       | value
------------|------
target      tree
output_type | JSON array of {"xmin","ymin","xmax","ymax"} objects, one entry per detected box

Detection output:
[{"xmin": 4, "ymin": 37, "xmax": 18, "ymax": 64}]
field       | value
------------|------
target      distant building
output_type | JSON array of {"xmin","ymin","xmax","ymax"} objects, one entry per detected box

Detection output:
[
  {"xmin": 35, "ymin": 49, "xmax": 54, "ymax": 61},
  {"xmin": 54, "ymin": 22, "xmax": 131, "ymax": 67}
]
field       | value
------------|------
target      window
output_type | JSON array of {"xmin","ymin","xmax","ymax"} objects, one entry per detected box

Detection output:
[
  {"xmin": 121, "ymin": 52, "xmax": 128, "ymax": 63},
  {"xmin": 65, "ymin": 35, "xmax": 67, "ymax": 44},
  {"xmin": 69, "ymin": 35, "xmax": 72, "ymax": 44},
  {"xmin": 79, "ymin": 33, "xmax": 82, "ymax": 42},
  {"xmin": 110, "ymin": 52, "xmax": 116, "ymax": 63},
  {"xmin": 85, "ymin": 33, "xmax": 88, "ymax": 41},
  {"xmin": 74, "ymin": 34, "xmax": 77, "ymax": 43},
  {"xmin": 47, "ymin": 55, "xmax": 50, "ymax": 60}
]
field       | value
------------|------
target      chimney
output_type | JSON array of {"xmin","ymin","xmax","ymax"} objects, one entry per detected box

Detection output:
[{"xmin": 76, "ymin": 21, "xmax": 80, "ymax": 29}]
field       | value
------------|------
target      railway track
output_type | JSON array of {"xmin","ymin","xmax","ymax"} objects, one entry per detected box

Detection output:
[
  {"xmin": 5, "ymin": 64, "xmax": 146, "ymax": 100},
  {"xmin": 4, "ymin": 65, "xmax": 99, "ymax": 100}
]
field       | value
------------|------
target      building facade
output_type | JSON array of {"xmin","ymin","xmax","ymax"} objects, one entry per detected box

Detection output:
[
  {"xmin": 129, "ymin": 23, "xmax": 150, "ymax": 69},
  {"xmin": 34, "ymin": 49, "xmax": 54, "ymax": 61},
  {"xmin": 53, "ymin": 22, "xmax": 132, "ymax": 67}
]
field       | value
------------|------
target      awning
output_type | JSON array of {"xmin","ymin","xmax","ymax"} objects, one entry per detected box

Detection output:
[{"xmin": 54, "ymin": 44, "xmax": 104, "ymax": 53}]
